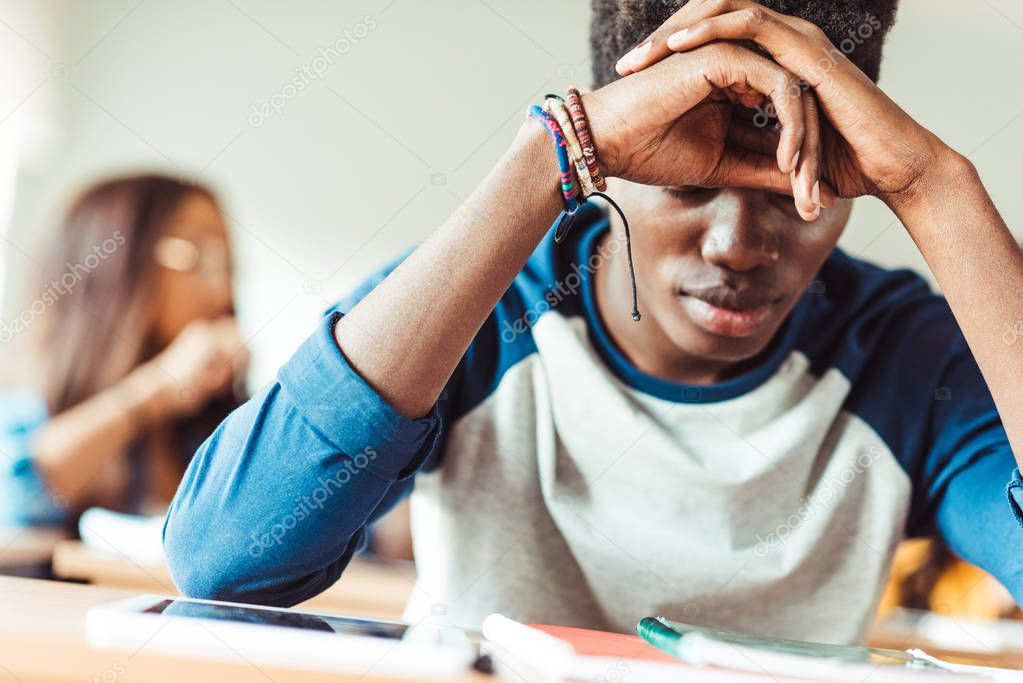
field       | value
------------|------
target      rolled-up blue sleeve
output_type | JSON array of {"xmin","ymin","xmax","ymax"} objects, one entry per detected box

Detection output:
[
  {"xmin": 276, "ymin": 312, "xmax": 443, "ymax": 481},
  {"xmin": 163, "ymin": 310, "xmax": 445, "ymax": 605}
]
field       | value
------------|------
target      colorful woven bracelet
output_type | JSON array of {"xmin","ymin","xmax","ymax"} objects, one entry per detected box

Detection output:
[
  {"xmin": 565, "ymin": 88, "xmax": 607, "ymax": 192},
  {"xmin": 528, "ymin": 94, "xmax": 640, "ymax": 322},
  {"xmin": 543, "ymin": 95, "xmax": 580, "ymax": 160},
  {"xmin": 527, "ymin": 104, "xmax": 580, "ymax": 212},
  {"xmin": 545, "ymin": 96, "xmax": 596, "ymax": 198}
]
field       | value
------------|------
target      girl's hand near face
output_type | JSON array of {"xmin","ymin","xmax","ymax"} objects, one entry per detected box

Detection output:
[
  {"xmin": 142, "ymin": 316, "xmax": 248, "ymax": 420},
  {"xmin": 31, "ymin": 316, "xmax": 247, "ymax": 505}
]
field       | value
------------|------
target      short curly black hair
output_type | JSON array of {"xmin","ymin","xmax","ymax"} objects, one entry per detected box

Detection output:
[{"xmin": 590, "ymin": 0, "xmax": 899, "ymax": 88}]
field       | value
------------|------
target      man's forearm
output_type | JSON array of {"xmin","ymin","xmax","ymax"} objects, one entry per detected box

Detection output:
[
  {"xmin": 334, "ymin": 121, "xmax": 562, "ymax": 419},
  {"xmin": 891, "ymin": 148, "xmax": 1023, "ymax": 463}
]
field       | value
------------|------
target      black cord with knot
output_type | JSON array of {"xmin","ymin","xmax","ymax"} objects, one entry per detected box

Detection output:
[{"xmin": 554, "ymin": 192, "xmax": 641, "ymax": 322}]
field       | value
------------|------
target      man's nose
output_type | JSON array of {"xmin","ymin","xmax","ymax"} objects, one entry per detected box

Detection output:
[{"xmin": 700, "ymin": 190, "xmax": 781, "ymax": 272}]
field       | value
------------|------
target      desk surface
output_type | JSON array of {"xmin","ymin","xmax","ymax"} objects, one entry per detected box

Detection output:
[
  {"xmin": 39, "ymin": 543, "xmax": 1023, "ymax": 675},
  {"xmin": 52, "ymin": 540, "xmax": 415, "ymax": 619},
  {"xmin": 4, "ymin": 574, "xmax": 1023, "ymax": 683},
  {"xmin": 0, "ymin": 576, "xmax": 490, "ymax": 683}
]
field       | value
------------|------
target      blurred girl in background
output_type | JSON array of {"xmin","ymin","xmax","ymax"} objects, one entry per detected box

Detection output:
[{"xmin": 0, "ymin": 174, "xmax": 247, "ymax": 530}]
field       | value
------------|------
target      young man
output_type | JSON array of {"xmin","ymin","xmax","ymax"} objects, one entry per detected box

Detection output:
[{"xmin": 164, "ymin": 0, "xmax": 1023, "ymax": 644}]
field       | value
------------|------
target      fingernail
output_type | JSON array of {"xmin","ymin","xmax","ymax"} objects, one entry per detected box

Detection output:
[
  {"xmin": 812, "ymin": 180, "xmax": 821, "ymax": 208},
  {"xmin": 801, "ymin": 202, "xmax": 820, "ymax": 221},
  {"xmin": 616, "ymin": 45, "xmax": 639, "ymax": 73},
  {"xmin": 626, "ymin": 41, "xmax": 651, "ymax": 69},
  {"xmin": 666, "ymin": 29, "xmax": 689, "ymax": 49}
]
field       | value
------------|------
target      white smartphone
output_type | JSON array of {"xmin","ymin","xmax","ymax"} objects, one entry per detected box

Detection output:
[{"xmin": 86, "ymin": 594, "xmax": 478, "ymax": 679}]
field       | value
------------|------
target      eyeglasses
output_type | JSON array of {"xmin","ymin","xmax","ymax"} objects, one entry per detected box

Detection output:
[{"xmin": 154, "ymin": 236, "xmax": 231, "ymax": 276}]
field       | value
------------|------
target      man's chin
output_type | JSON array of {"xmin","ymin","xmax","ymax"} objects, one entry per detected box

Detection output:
[{"xmin": 666, "ymin": 317, "xmax": 782, "ymax": 369}]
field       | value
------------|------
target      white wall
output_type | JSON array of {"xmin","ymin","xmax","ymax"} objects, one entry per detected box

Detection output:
[{"xmin": 2, "ymin": 0, "xmax": 1021, "ymax": 386}]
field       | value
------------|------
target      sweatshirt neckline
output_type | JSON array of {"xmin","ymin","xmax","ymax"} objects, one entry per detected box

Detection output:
[{"xmin": 574, "ymin": 215, "xmax": 807, "ymax": 404}]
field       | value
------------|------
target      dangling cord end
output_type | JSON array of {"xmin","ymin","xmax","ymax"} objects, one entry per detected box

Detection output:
[
  {"xmin": 553, "ymin": 210, "xmax": 577, "ymax": 244},
  {"xmin": 591, "ymin": 191, "xmax": 641, "ymax": 322}
]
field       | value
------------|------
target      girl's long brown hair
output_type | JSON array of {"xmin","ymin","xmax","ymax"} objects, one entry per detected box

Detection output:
[
  {"xmin": 35, "ymin": 174, "xmax": 239, "ymax": 473},
  {"xmin": 39, "ymin": 174, "xmax": 217, "ymax": 413}
]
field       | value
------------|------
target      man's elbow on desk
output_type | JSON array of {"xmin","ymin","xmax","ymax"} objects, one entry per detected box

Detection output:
[
  {"xmin": 163, "ymin": 480, "xmax": 366, "ymax": 606},
  {"xmin": 162, "ymin": 502, "xmax": 251, "ymax": 602},
  {"xmin": 163, "ymin": 509, "xmax": 354, "ymax": 606}
]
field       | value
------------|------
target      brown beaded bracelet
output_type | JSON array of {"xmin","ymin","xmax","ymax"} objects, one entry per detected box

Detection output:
[
  {"xmin": 545, "ymin": 96, "xmax": 595, "ymax": 198},
  {"xmin": 565, "ymin": 87, "xmax": 607, "ymax": 192}
]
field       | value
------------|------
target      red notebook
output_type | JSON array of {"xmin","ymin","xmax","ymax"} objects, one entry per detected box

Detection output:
[
  {"xmin": 528, "ymin": 624, "xmax": 679, "ymax": 662},
  {"xmin": 482, "ymin": 614, "xmax": 689, "ymax": 683}
]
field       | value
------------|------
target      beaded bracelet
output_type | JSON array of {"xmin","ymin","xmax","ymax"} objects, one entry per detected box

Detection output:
[
  {"xmin": 527, "ymin": 92, "xmax": 640, "ymax": 322},
  {"xmin": 544, "ymin": 96, "xmax": 596, "ymax": 198},
  {"xmin": 565, "ymin": 88, "xmax": 607, "ymax": 192},
  {"xmin": 527, "ymin": 104, "xmax": 580, "ymax": 213}
]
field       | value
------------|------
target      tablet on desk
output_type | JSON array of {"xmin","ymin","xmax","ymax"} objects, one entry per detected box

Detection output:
[{"xmin": 87, "ymin": 594, "xmax": 478, "ymax": 679}]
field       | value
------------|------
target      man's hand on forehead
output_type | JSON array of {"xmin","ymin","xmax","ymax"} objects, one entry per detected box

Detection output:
[
  {"xmin": 582, "ymin": 40, "xmax": 837, "ymax": 220},
  {"xmin": 613, "ymin": 0, "xmax": 945, "ymax": 207}
]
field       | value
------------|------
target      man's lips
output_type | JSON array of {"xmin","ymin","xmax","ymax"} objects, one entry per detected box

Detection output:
[{"xmin": 678, "ymin": 287, "xmax": 783, "ymax": 338}]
